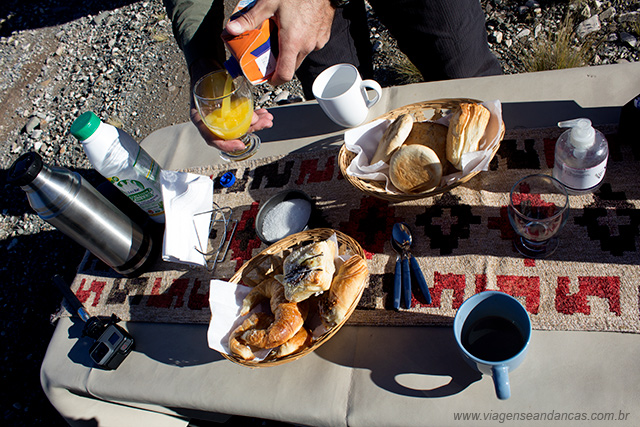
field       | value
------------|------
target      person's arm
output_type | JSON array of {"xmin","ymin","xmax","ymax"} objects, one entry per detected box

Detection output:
[
  {"xmin": 164, "ymin": 0, "xmax": 272, "ymax": 151},
  {"xmin": 163, "ymin": 0, "xmax": 226, "ymax": 73},
  {"xmin": 225, "ymin": 0, "xmax": 337, "ymax": 86}
]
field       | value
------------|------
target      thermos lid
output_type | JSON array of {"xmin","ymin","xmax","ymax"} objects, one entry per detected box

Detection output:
[
  {"xmin": 70, "ymin": 111, "xmax": 101, "ymax": 141},
  {"xmin": 7, "ymin": 152, "xmax": 43, "ymax": 186}
]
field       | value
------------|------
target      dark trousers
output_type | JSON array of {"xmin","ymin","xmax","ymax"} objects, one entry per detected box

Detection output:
[{"xmin": 296, "ymin": 0, "xmax": 502, "ymax": 99}]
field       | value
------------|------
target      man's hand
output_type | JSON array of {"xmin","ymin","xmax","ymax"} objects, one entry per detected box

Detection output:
[
  {"xmin": 190, "ymin": 105, "xmax": 273, "ymax": 151},
  {"xmin": 225, "ymin": 0, "xmax": 336, "ymax": 86}
]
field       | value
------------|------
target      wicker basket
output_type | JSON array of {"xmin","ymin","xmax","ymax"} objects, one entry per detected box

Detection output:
[
  {"xmin": 338, "ymin": 98, "xmax": 505, "ymax": 202},
  {"xmin": 221, "ymin": 228, "xmax": 367, "ymax": 367}
]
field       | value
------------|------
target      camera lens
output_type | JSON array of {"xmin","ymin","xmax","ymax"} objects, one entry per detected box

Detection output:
[
  {"xmin": 90, "ymin": 342, "xmax": 110, "ymax": 364},
  {"xmin": 83, "ymin": 317, "xmax": 107, "ymax": 339}
]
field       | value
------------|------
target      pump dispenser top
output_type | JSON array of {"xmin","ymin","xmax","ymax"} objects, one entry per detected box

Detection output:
[{"xmin": 557, "ymin": 118, "xmax": 596, "ymax": 150}]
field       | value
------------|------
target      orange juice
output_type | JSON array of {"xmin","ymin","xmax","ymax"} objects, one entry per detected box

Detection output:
[{"xmin": 204, "ymin": 97, "xmax": 253, "ymax": 140}]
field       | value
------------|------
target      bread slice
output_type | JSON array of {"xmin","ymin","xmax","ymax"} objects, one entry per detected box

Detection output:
[
  {"xmin": 389, "ymin": 144, "xmax": 442, "ymax": 193},
  {"xmin": 370, "ymin": 114, "xmax": 414, "ymax": 164},
  {"xmin": 446, "ymin": 103, "xmax": 490, "ymax": 170}
]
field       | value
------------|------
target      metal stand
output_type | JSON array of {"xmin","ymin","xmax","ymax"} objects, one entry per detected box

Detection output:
[{"xmin": 194, "ymin": 202, "xmax": 238, "ymax": 272}]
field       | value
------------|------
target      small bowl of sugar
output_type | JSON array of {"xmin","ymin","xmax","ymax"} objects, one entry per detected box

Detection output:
[{"xmin": 256, "ymin": 190, "xmax": 315, "ymax": 245}]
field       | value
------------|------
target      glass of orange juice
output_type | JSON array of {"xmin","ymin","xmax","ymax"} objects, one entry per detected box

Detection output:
[{"xmin": 193, "ymin": 70, "xmax": 260, "ymax": 161}]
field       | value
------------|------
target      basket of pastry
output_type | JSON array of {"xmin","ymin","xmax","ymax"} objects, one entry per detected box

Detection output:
[
  {"xmin": 338, "ymin": 98, "xmax": 505, "ymax": 202},
  {"xmin": 207, "ymin": 228, "xmax": 368, "ymax": 367}
]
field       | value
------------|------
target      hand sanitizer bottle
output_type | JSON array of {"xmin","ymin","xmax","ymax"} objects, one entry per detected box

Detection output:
[{"xmin": 552, "ymin": 118, "xmax": 608, "ymax": 195}]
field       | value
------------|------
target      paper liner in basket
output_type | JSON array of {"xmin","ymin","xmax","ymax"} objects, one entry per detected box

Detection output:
[{"xmin": 344, "ymin": 100, "xmax": 503, "ymax": 193}]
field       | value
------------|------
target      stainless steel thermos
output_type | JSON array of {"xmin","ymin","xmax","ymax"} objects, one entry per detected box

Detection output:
[{"xmin": 8, "ymin": 152, "xmax": 157, "ymax": 277}]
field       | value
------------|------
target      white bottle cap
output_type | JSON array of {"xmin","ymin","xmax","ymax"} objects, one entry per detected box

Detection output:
[{"xmin": 558, "ymin": 118, "xmax": 595, "ymax": 150}]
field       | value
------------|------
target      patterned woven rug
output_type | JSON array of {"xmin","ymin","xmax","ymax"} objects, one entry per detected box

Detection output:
[{"xmin": 64, "ymin": 125, "xmax": 640, "ymax": 333}]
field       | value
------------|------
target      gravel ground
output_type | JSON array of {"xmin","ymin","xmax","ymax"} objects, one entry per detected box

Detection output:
[{"xmin": 0, "ymin": 0, "xmax": 638, "ymax": 425}]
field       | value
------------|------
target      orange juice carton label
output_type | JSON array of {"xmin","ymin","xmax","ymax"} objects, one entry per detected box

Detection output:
[{"xmin": 221, "ymin": 0, "xmax": 277, "ymax": 85}]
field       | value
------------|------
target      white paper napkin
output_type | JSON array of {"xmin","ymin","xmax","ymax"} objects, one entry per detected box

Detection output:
[
  {"xmin": 343, "ymin": 100, "xmax": 504, "ymax": 193},
  {"xmin": 160, "ymin": 170, "xmax": 213, "ymax": 267}
]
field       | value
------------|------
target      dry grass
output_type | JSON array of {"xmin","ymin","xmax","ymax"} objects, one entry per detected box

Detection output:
[
  {"xmin": 523, "ymin": 15, "xmax": 596, "ymax": 72},
  {"xmin": 629, "ymin": 19, "xmax": 640, "ymax": 38},
  {"xmin": 388, "ymin": 57, "xmax": 424, "ymax": 85}
]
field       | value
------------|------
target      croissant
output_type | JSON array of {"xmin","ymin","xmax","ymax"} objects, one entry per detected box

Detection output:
[
  {"xmin": 319, "ymin": 254, "xmax": 369, "ymax": 327},
  {"xmin": 277, "ymin": 239, "xmax": 338, "ymax": 303},
  {"xmin": 240, "ymin": 277, "xmax": 308, "ymax": 349},
  {"xmin": 274, "ymin": 327, "xmax": 312, "ymax": 358},
  {"xmin": 228, "ymin": 312, "xmax": 274, "ymax": 360}
]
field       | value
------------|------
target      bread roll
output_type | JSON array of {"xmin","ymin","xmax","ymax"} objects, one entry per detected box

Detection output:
[
  {"xmin": 389, "ymin": 145, "xmax": 442, "ymax": 193},
  {"xmin": 404, "ymin": 121, "xmax": 448, "ymax": 163},
  {"xmin": 277, "ymin": 239, "xmax": 338, "ymax": 303},
  {"xmin": 446, "ymin": 103, "xmax": 490, "ymax": 170},
  {"xmin": 319, "ymin": 255, "xmax": 369, "ymax": 327},
  {"xmin": 370, "ymin": 114, "xmax": 414, "ymax": 164}
]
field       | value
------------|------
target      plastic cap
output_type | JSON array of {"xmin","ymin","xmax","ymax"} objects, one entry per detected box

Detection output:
[
  {"xmin": 558, "ymin": 118, "xmax": 595, "ymax": 150},
  {"xmin": 7, "ymin": 152, "xmax": 44, "ymax": 186},
  {"xmin": 219, "ymin": 171, "xmax": 236, "ymax": 187},
  {"xmin": 70, "ymin": 112, "xmax": 102, "ymax": 141}
]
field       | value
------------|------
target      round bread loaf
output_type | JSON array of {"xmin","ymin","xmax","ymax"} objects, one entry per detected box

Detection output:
[
  {"xmin": 370, "ymin": 114, "xmax": 414, "ymax": 164},
  {"xmin": 389, "ymin": 144, "xmax": 442, "ymax": 193},
  {"xmin": 403, "ymin": 121, "xmax": 448, "ymax": 163}
]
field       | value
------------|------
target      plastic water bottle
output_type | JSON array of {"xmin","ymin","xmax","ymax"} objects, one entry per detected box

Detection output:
[
  {"xmin": 7, "ymin": 152, "xmax": 158, "ymax": 277},
  {"xmin": 70, "ymin": 112, "xmax": 165, "ymax": 223},
  {"xmin": 552, "ymin": 118, "xmax": 609, "ymax": 195}
]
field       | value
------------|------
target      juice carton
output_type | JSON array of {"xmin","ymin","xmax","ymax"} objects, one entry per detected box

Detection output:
[{"xmin": 221, "ymin": 0, "xmax": 277, "ymax": 85}]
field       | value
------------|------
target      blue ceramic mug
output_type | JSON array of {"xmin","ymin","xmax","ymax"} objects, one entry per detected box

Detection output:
[{"xmin": 453, "ymin": 291, "xmax": 532, "ymax": 400}]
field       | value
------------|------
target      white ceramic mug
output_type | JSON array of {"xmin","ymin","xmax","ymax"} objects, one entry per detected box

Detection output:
[{"xmin": 312, "ymin": 63, "xmax": 382, "ymax": 127}]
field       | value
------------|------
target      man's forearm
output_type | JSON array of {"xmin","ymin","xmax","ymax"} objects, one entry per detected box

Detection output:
[{"xmin": 163, "ymin": 0, "xmax": 226, "ymax": 73}]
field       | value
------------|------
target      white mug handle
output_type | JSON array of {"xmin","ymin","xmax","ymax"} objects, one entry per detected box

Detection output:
[{"xmin": 361, "ymin": 79, "xmax": 382, "ymax": 108}]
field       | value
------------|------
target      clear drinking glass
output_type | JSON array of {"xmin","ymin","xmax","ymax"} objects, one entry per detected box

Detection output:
[
  {"xmin": 508, "ymin": 174, "xmax": 569, "ymax": 258},
  {"xmin": 193, "ymin": 70, "xmax": 260, "ymax": 161}
]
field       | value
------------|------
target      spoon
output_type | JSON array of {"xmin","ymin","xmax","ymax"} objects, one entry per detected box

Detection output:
[
  {"xmin": 390, "ymin": 237, "xmax": 409, "ymax": 309},
  {"xmin": 392, "ymin": 223, "xmax": 432, "ymax": 305}
]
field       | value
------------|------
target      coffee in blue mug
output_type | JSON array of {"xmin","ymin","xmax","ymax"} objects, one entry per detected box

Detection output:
[{"xmin": 453, "ymin": 291, "xmax": 531, "ymax": 400}]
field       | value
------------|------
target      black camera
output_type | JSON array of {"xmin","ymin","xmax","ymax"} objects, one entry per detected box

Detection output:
[
  {"xmin": 83, "ymin": 315, "xmax": 135, "ymax": 370},
  {"xmin": 53, "ymin": 275, "xmax": 134, "ymax": 370}
]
